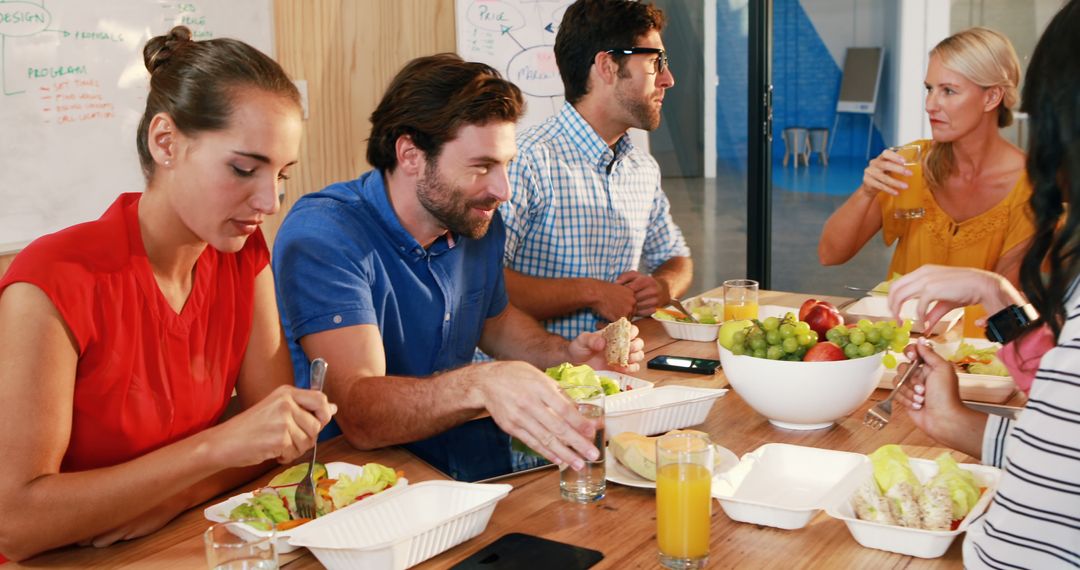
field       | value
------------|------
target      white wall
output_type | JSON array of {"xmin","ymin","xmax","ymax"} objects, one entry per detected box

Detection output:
[{"xmin": 800, "ymin": 0, "xmax": 949, "ymax": 148}]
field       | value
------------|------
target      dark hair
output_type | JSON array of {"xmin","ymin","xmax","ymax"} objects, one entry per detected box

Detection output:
[
  {"xmin": 367, "ymin": 53, "xmax": 524, "ymax": 172},
  {"xmin": 1018, "ymin": 0, "xmax": 1080, "ymax": 337},
  {"xmin": 136, "ymin": 26, "xmax": 301, "ymax": 180},
  {"xmin": 554, "ymin": 0, "xmax": 666, "ymax": 104}
]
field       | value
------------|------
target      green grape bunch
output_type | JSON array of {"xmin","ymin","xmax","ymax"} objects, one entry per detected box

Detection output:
[
  {"xmin": 726, "ymin": 312, "xmax": 820, "ymax": 361},
  {"xmin": 824, "ymin": 319, "xmax": 912, "ymax": 367},
  {"xmin": 722, "ymin": 313, "xmax": 913, "ymax": 365}
]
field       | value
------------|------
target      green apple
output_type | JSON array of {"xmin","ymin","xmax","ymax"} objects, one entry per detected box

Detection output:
[{"xmin": 718, "ymin": 319, "xmax": 754, "ymax": 349}]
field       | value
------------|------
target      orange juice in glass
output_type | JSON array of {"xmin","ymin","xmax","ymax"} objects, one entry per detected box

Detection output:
[
  {"xmin": 656, "ymin": 432, "xmax": 713, "ymax": 569},
  {"xmin": 723, "ymin": 279, "xmax": 759, "ymax": 321},
  {"xmin": 963, "ymin": 304, "xmax": 988, "ymax": 339},
  {"xmin": 890, "ymin": 144, "xmax": 926, "ymax": 220}
]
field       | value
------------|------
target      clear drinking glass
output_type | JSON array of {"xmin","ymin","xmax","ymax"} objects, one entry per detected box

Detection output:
[
  {"xmin": 204, "ymin": 519, "xmax": 278, "ymax": 570},
  {"xmin": 722, "ymin": 279, "xmax": 759, "ymax": 321},
  {"xmin": 890, "ymin": 144, "xmax": 926, "ymax": 220},
  {"xmin": 559, "ymin": 384, "xmax": 606, "ymax": 503},
  {"xmin": 656, "ymin": 432, "xmax": 714, "ymax": 569}
]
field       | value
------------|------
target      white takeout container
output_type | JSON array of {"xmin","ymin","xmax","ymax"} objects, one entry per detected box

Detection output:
[
  {"xmin": 287, "ymin": 480, "xmax": 512, "ymax": 570},
  {"xmin": 203, "ymin": 462, "xmax": 408, "ymax": 554},
  {"xmin": 597, "ymin": 370, "xmax": 654, "ymax": 393},
  {"xmin": 825, "ymin": 458, "xmax": 1001, "ymax": 558},
  {"xmin": 712, "ymin": 443, "xmax": 867, "ymax": 529},
  {"xmin": 879, "ymin": 338, "xmax": 1016, "ymax": 403},
  {"xmin": 841, "ymin": 296, "xmax": 962, "ymax": 335},
  {"xmin": 604, "ymin": 385, "xmax": 727, "ymax": 437},
  {"xmin": 652, "ymin": 295, "xmax": 723, "ymax": 342}
]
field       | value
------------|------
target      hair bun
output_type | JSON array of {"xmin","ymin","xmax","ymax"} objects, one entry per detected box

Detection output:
[{"xmin": 144, "ymin": 26, "xmax": 193, "ymax": 74}]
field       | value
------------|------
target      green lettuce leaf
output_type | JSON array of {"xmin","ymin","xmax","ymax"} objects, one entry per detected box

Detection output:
[
  {"xmin": 545, "ymin": 363, "xmax": 611, "ymax": 398},
  {"xmin": 229, "ymin": 491, "xmax": 290, "ymax": 527},
  {"xmin": 869, "ymin": 444, "xmax": 922, "ymax": 495},
  {"xmin": 950, "ymin": 343, "xmax": 1009, "ymax": 376},
  {"xmin": 928, "ymin": 452, "xmax": 981, "ymax": 520},
  {"xmin": 327, "ymin": 463, "xmax": 398, "ymax": 511}
]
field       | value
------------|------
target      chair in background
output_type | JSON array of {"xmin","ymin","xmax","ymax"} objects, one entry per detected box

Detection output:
[
  {"xmin": 808, "ymin": 127, "xmax": 830, "ymax": 166},
  {"xmin": 782, "ymin": 127, "xmax": 811, "ymax": 168}
]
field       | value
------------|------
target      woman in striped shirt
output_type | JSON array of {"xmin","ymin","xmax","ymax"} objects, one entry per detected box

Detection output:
[{"xmin": 885, "ymin": 1, "xmax": 1080, "ymax": 567}]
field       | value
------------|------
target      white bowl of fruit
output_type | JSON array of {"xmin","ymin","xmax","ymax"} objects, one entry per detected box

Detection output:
[{"xmin": 717, "ymin": 308, "xmax": 908, "ymax": 430}]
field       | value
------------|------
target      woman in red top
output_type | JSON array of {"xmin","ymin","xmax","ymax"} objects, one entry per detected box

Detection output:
[{"xmin": 0, "ymin": 26, "xmax": 334, "ymax": 561}]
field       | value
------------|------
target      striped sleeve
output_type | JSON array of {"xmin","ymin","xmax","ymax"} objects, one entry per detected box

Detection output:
[
  {"xmin": 981, "ymin": 414, "xmax": 1016, "ymax": 469},
  {"xmin": 963, "ymin": 279, "xmax": 1080, "ymax": 568}
]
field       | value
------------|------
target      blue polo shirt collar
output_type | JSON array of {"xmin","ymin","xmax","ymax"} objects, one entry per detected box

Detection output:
[
  {"xmin": 556, "ymin": 102, "xmax": 634, "ymax": 173},
  {"xmin": 362, "ymin": 169, "xmax": 457, "ymax": 259}
]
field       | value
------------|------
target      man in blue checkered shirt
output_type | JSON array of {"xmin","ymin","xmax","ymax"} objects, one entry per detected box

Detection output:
[{"xmin": 500, "ymin": 0, "xmax": 693, "ymax": 340}]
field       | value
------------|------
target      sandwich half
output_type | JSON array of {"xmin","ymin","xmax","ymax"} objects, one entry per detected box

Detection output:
[{"xmin": 602, "ymin": 317, "xmax": 632, "ymax": 367}]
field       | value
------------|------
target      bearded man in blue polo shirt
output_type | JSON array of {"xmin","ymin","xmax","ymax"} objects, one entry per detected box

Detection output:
[
  {"xmin": 272, "ymin": 54, "xmax": 643, "ymax": 479},
  {"xmin": 500, "ymin": 0, "xmax": 693, "ymax": 341}
]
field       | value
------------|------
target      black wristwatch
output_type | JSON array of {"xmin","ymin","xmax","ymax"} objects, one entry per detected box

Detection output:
[{"xmin": 985, "ymin": 303, "xmax": 1038, "ymax": 344}]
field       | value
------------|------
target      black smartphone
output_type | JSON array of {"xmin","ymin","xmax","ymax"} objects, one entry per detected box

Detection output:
[
  {"xmin": 647, "ymin": 354, "xmax": 721, "ymax": 375},
  {"xmin": 451, "ymin": 533, "xmax": 603, "ymax": 569}
]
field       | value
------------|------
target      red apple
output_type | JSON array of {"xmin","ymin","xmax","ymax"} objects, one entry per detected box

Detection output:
[
  {"xmin": 803, "ymin": 301, "xmax": 844, "ymax": 340},
  {"xmin": 803, "ymin": 341, "xmax": 846, "ymax": 361},
  {"xmin": 799, "ymin": 298, "xmax": 819, "ymax": 321}
]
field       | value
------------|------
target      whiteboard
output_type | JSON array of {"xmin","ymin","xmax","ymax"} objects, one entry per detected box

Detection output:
[
  {"xmin": 454, "ymin": 0, "xmax": 648, "ymax": 155},
  {"xmin": 0, "ymin": 0, "xmax": 273, "ymax": 253},
  {"xmin": 455, "ymin": 0, "xmax": 572, "ymax": 130}
]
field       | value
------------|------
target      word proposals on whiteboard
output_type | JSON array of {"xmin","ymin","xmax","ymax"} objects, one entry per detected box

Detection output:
[
  {"xmin": 0, "ymin": 0, "xmax": 273, "ymax": 253},
  {"xmin": 456, "ymin": 0, "xmax": 572, "ymax": 129}
]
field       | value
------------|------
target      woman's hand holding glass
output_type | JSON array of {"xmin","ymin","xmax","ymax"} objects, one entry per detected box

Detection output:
[{"xmin": 859, "ymin": 147, "xmax": 917, "ymax": 198}]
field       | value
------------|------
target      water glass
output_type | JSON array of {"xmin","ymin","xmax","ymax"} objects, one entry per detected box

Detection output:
[
  {"xmin": 559, "ymin": 384, "xmax": 606, "ymax": 503},
  {"xmin": 204, "ymin": 519, "xmax": 278, "ymax": 570},
  {"xmin": 890, "ymin": 144, "xmax": 926, "ymax": 220},
  {"xmin": 722, "ymin": 279, "xmax": 759, "ymax": 321},
  {"xmin": 656, "ymin": 432, "xmax": 713, "ymax": 569}
]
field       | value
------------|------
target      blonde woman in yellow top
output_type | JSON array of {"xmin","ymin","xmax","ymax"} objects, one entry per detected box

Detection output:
[{"xmin": 819, "ymin": 27, "xmax": 1034, "ymax": 285}]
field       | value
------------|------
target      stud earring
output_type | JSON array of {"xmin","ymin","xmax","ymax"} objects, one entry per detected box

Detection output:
[{"xmin": 163, "ymin": 159, "xmax": 172, "ymax": 167}]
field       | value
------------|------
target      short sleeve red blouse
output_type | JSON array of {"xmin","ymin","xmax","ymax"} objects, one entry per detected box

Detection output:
[{"xmin": 0, "ymin": 193, "xmax": 269, "ymax": 473}]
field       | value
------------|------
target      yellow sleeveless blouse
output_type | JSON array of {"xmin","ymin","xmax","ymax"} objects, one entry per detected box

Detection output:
[{"xmin": 878, "ymin": 140, "xmax": 1035, "ymax": 278}]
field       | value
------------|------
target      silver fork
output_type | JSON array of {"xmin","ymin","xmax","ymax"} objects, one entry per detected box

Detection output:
[
  {"xmin": 294, "ymin": 357, "xmax": 328, "ymax": 519},
  {"xmin": 669, "ymin": 297, "xmax": 700, "ymax": 322},
  {"xmin": 863, "ymin": 351, "xmax": 924, "ymax": 430}
]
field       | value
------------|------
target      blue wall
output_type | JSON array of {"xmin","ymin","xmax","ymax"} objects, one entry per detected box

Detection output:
[{"xmin": 715, "ymin": 0, "xmax": 886, "ymax": 169}]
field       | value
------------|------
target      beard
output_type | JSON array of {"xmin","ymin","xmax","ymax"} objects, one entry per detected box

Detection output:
[
  {"xmin": 415, "ymin": 158, "xmax": 499, "ymax": 239},
  {"xmin": 615, "ymin": 77, "xmax": 662, "ymax": 131}
]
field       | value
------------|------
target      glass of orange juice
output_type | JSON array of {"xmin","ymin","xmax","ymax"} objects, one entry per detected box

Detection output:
[
  {"xmin": 723, "ymin": 279, "xmax": 759, "ymax": 321},
  {"xmin": 656, "ymin": 432, "xmax": 713, "ymax": 569},
  {"xmin": 890, "ymin": 144, "xmax": 926, "ymax": 220}
]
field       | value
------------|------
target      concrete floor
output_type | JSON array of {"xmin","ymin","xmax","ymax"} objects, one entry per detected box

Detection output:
[{"xmin": 664, "ymin": 156, "xmax": 893, "ymax": 298}]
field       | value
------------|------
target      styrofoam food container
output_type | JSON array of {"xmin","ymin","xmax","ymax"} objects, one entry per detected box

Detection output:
[
  {"xmin": 287, "ymin": 480, "xmax": 512, "ymax": 570},
  {"xmin": 879, "ymin": 338, "xmax": 1015, "ymax": 403},
  {"xmin": 605, "ymin": 385, "xmax": 727, "ymax": 437},
  {"xmin": 842, "ymin": 296, "xmax": 962, "ymax": 335},
  {"xmin": 597, "ymin": 370, "xmax": 654, "ymax": 393},
  {"xmin": 712, "ymin": 443, "xmax": 867, "ymax": 529},
  {"xmin": 718, "ymin": 345, "xmax": 883, "ymax": 430},
  {"xmin": 825, "ymin": 458, "xmax": 1001, "ymax": 558},
  {"xmin": 203, "ymin": 462, "xmax": 408, "ymax": 554}
]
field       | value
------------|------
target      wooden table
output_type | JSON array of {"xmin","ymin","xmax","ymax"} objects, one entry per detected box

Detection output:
[{"xmin": 16, "ymin": 291, "xmax": 980, "ymax": 569}]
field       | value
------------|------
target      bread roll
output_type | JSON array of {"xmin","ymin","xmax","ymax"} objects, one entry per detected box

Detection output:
[{"xmin": 609, "ymin": 429, "xmax": 710, "ymax": 480}]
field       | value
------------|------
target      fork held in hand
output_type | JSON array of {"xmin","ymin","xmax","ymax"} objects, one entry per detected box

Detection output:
[
  {"xmin": 863, "ymin": 351, "xmax": 924, "ymax": 430},
  {"xmin": 294, "ymin": 357, "xmax": 328, "ymax": 520}
]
